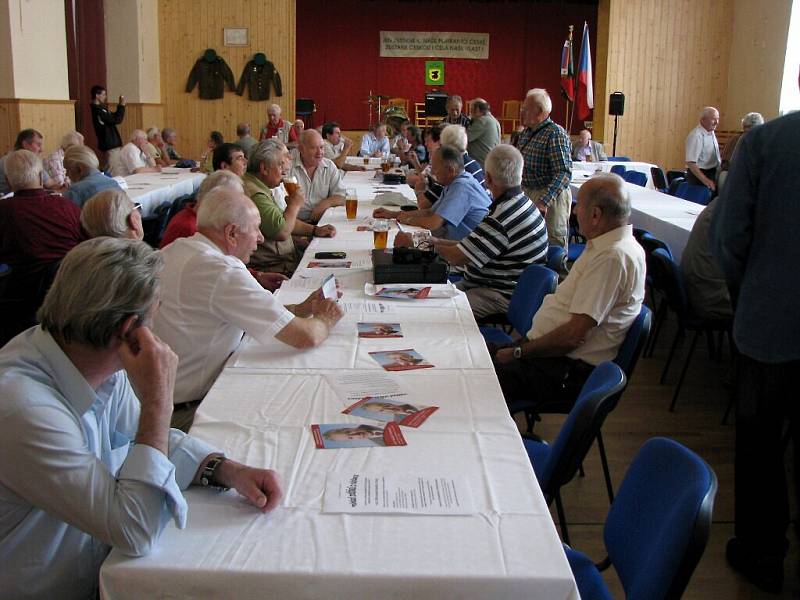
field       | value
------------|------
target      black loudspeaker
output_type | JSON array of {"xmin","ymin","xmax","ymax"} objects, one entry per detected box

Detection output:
[
  {"xmin": 609, "ymin": 92, "xmax": 625, "ymax": 116},
  {"xmin": 296, "ymin": 98, "xmax": 315, "ymax": 115},
  {"xmin": 425, "ymin": 92, "xmax": 448, "ymax": 117}
]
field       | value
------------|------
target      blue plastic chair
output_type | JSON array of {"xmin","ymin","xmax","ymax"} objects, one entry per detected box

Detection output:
[
  {"xmin": 546, "ymin": 245, "xmax": 566, "ymax": 273},
  {"xmin": 608, "ymin": 156, "xmax": 631, "ymax": 162},
  {"xmin": 523, "ymin": 362, "xmax": 626, "ymax": 545},
  {"xmin": 623, "ymin": 170, "xmax": 648, "ymax": 187},
  {"xmin": 675, "ymin": 182, "xmax": 711, "ymax": 205},
  {"xmin": 565, "ymin": 437, "xmax": 717, "ymax": 600},
  {"xmin": 479, "ymin": 264, "xmax": 558, "ymax": 344},
  {"xmin": 610, "ymin": 164, "xmax": 627, "ymax": 177},
  {"xmin": 667, "ymin": 176, "xmax": 686, "ymax": 196},
  {"xmin": 648, "ymin": 249, "xmax": 732, "ymax": 412}
]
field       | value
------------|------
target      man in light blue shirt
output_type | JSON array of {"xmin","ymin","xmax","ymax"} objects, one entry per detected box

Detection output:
[
  {"xmin": 62, "ymin": 144, "xmax": 121, "ymax": 207},
  {"xmin": 376, "ymin": 145, "xmax": 490, "ymax": 240},
  {"xmin": 0, "ymin": 237, "xmax": 284, "ymax": 600},
  {"xmin": 360, "ymin": 123, "xmax": 390, "ymax": 157}
]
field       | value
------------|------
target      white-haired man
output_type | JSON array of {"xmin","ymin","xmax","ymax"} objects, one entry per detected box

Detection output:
[
  {"xmin": 718, "ymin": 111, "xmax": 763, "ymax": 188},
  {"xmin": 492, "ymin": 173, "xmax": 644, "ymax": 416},
  {"xmin": 685, "ymin": 106, "xmax": 721, "ymax": 191},
  {"xmin": 0, "ymin": 237, "xmax": 284, "ymax": 599},
  {"xmin": 466, "ymin": 98, "xmax": 501, "ymax": 167},
  {"xmin": 397, "ymin": 144, "xmax": 548, "ymax": 318},
  {"xmin": 154, "ymin": 187, "xmax": 344, "ymax": 430},
  {"xmin": 260, "ymin": 104, "xmax": 287, "ymax": 141},
  {"xmin": 63, "ymin": 145, "xmax": 121, "ymax": 207},
  {"xmin": 360, "ymin": 123, "xmax": 391, "ymax": 158},
  {"xmin": 80, "ymin": 189, "xmax": 144, "ymax": 240},
  {"xmin": 145, "ymin": 127, "xmax": 174, "ymax": 167},
  {"xmin": 444, "ymin": 95, "xmax": 471, "ymax": 128},
  {"xmin": 518, "ymin": 88, "xmax": 572, "ymax": 252},
  {"xmin": 109, "ymin": 130, "xmax": 161, "ymax": 177},
  {"xmin": 571, "ymin": 129, "xmax": 607, "ymax": 162},
  {"xmin": 290, "ymin": 129, "xmax": 347, "ymax": 222},
  {"xmin": 43, "ymin": 130, "xmax": 84, "ymax": 188}
]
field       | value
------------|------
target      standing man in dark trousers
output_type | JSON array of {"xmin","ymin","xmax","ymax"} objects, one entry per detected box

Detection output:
[
  {"xmin": 90, "ymin": 85, "xmax": 126, "ymax": 167},
  {"xmin": 712, "ymin": 110, "xmax": 800, "ymax": 594}
]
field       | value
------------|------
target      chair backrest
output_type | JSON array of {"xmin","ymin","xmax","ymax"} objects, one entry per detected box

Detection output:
[
  {"xmin": 141, "ymin": 202, "xmax": 172, "ymax": 248},
  {"xmin": 613, "ymin": 304, "xmax": 651, "ymax": 380},
  {"xmin": 507, "ymin": 264, "xmax": 558, "ymax": 336},
  {"xmin": 501, "ymin": 100, "xmax": 522, "ymax": 119},
  {"xmin": 675, "ymin": 182, "xmax": 711, "ymax": 205},
  {"xmin": 166, "ymin": 193, "xmax": 195, "ymax": 225},
  {"xmin": 604, "ymin": 437, "xmax": 717, "ymax": 600},
  {"xmin": 545, "ymin": 245, "xmax": 567, "ymax": 273},
  {"xmin": 610, "ymin": 164, "xmax": 627, "ymax": 176},
  {"xmin": 649, "ymin": 248, "xmax": 688, "ymax": 321},
  {"xmin": 623, "ymin": 171, "xmax": 648, "ymax": 187},
  {"xmin": 650, "ymin": 166, "xmax": 668, "ymax": 192},
  {"xmin": 667, "ymin": 176, "xmax": 686, "ymax": 196},
  {"xmin": 666, "ymin": 169, "xmax": 686, "ymax": 184},
  {"xmin": 608, "ymin": 156, "xmax": 631, "ymax": 162},
  {"xmin": 538, "ymin": 362, "xmax": 627, "ymax": 495},
  {"xmin": 638, "ymin": 232, "xmax": 673, "ymax": 260}
]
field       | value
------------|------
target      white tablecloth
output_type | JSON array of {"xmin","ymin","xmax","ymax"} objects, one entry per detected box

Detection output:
[
  {"xmin": 99, "ymin": 170, "xmax": 579, "ymax": 600},
  {"xmin": 123, "ymin": 170, "xmax": 205, "ymax": 217},
  {"xmin": 572, "ymin": 160, "xmax": 657, "ymax": 188}
]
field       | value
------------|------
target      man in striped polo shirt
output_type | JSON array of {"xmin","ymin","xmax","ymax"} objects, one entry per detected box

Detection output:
[{"xmin": 397, "ymin": 144, "xmax": 548, "ymax": 318}]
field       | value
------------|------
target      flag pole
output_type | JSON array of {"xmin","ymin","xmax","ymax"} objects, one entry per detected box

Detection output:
[{"xmin": 565, "ymin": 25, "xmax": 574, "ymax": 131}]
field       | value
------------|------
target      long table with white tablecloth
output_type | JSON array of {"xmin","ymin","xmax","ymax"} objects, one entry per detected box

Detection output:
[
  {"xmin": 123, "ymin": 169, "xmax": 205, "ymax": 217},
  {"xmin": 99, "ymin": 170, "xmax": 579, "ymax": 600}
]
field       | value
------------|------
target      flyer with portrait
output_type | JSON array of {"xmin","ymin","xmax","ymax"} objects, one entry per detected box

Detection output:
[
  {"xmin": 343, "ymin": 397, "xmax": 438, "ymax": 428},
  {"xmin": 307, "ymin": 261, "xmax": 352, "ymax": 269},
  {"xmin": 311, "ymin": 422, "xmax": 407, "ymax": 449},
  {"xmin": 374, "ymin": 286, "xmax": 431, "ymax": 300},
  {"xmin": 357, "ymin": 322, "xmax": 403, "ymax": 338},
  {"xmin": 369, "ymin": 348, "xmax": 434, "ymax": 372}
]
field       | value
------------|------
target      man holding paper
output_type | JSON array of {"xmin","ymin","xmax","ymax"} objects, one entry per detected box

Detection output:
[
  {"xmin": 396, "ymin": 144, "xmax": 548, "ymax": 318},
  {"xmin": 153, "ymin": 187, "xmax": 343, "ymax": 431}
]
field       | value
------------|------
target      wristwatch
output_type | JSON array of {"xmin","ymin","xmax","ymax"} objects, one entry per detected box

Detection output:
[
  {"xmin": 513, "ymin": 345, "xmax": 523, "ymax": 359},
  {"xmin": 200, "ymin": 456, "xmax": 230, "ymax": 490}
]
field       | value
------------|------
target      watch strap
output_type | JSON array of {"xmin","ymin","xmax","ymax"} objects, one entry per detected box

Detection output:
[{"xmin": 200, "ymin": 456, "xmax": 230, "ymax": 490}]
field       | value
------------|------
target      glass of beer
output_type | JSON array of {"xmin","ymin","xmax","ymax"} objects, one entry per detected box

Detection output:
[
  {"xmin": 363, "ymin": 155, "xmax": 370, "ymax": 166},
  {"xmin": 373, "ymin": 219, "xmax": 388, "ymax": 249},
  {"xmin": 283, "ymin": 175, "xmax": 299, "ymax": 196},
  {"xmin": 381, "ymin": 158, "xmax": 392, "ymax": 173},
  {"xmin": 345, "ymin": 188, "xmax": 358, "ymax": 220}
]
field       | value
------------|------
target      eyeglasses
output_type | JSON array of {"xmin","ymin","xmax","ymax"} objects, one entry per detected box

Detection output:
[{"xmin": 133, "ymin": 203, "xmax": 143, "ymax": 212}]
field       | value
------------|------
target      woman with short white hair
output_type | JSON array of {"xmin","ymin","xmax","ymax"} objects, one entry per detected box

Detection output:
[{"xmin": 44, "ymin": 130, "xmax": 84, "ymax": 188}]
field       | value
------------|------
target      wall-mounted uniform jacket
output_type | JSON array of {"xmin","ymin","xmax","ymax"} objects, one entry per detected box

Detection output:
[
  {"xmin": 186, "ymin": 50, "xmax": 236, "ymax": 99},
  {"xmin": 236, "ymin": 53, "xmax": 283, "ymax": 101}
]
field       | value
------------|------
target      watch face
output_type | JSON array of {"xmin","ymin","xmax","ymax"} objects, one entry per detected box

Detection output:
[{"xmin": 514, "ymin": 346, "xmax": 522, "ymax": 359}]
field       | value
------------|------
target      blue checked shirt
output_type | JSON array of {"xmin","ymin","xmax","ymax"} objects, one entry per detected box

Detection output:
[{"xmin": 517, "ymin": 118, "xmax": 572, "ymax": 206}]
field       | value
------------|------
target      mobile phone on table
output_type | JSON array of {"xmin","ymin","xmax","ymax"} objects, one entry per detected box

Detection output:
[
  {"xmin": 321, "ymin": 274, "xmax": 338, "ymax": 300},
  {"xmin": 314, "ymin": 251, "xmax": 347, "ymax": 259}
]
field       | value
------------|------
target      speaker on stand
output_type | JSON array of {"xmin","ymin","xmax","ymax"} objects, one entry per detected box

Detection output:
[{"xmin": 609, "ymin": 92, "xmax": 625, "ymax": 157}]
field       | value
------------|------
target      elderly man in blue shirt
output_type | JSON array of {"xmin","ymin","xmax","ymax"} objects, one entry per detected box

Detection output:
[
  {"xmin": 62, "ymin": 144, "xmax": 121, "ymax": 207},
  {"xmin": 360, "ymin": 123, "xmax": 391, "ymax": 158},
  {"xmin": 375, "ymin": 145, "xmax": 490, "ymax": 240},
  {"xmin": 0, "ymin": 237, "xmax": 283, "ymax": 600}
]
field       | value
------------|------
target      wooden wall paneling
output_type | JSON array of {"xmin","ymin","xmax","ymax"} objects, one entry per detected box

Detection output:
[
  {"xmin": 0, "ymin": 101, "xmax": 22, "ymax": 155},
  {"xmin": 599, "ymin": 0, "xmax": 733, "ymax": 170},
  {"xmin": 158, "ymin": 0, "xmax": 296, "ymax": 162},
  {"xmin": 14, "ymin": 100, "xmax": 77, "ymax": 154}
]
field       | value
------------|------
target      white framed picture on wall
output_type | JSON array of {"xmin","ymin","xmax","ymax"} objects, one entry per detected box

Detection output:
[{"xmin": 224, "ymin": 27, "xmax": 248, "ymax": 47}]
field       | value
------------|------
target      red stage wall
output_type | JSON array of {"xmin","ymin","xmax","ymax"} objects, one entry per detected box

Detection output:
[{"xmin": 297, "ymin": 0, "xmax": 598, "ymax": 131}]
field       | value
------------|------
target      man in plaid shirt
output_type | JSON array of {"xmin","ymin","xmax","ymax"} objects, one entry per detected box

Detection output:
[{"xmin": 516, "ymin": 88, "xmax": 573, "ymax": 251}]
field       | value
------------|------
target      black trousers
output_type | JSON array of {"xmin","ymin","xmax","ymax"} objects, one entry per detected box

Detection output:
[
  {"xmin": 734, "ymin": 354, "xmax": 800, "ymax": 559},
  {"xmin": 490, "ymin": 348, "xmax": 594, "ymax": 416},
  {"xmin": 686, "ymin": 166, "xmax": 717, "ymax": 188}
]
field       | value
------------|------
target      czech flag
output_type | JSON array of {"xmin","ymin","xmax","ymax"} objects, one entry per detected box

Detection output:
[
  {"xmin": 576, "ymin": 22, "xmax": 594, "ymax": 120},
  {"xmin": 560, "ymin": 37, "xmax": 574, "ymax": 102}
]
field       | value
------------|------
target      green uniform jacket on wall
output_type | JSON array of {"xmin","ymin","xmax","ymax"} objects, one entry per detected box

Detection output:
[{"xmin": 237, "ymin": 54, "xmax": 283, "ymax": 101}]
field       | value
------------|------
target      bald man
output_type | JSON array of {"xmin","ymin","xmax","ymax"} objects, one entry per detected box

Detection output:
[
  {"xmin": 109, "ymin": 130, "xmax": 161, "ymax": 177},
  {"xmin": 288, "ymin": 129, "xmax": 346, "ymax": 222},
  {"xmin": 685, "ymin": 106, "xmax": 721, "ymax": 191}
]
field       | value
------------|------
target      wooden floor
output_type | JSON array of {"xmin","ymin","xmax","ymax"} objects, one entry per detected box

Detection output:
[{"xmin": 517, "ymin": 314, "xmax": 799, "ymax": 598}]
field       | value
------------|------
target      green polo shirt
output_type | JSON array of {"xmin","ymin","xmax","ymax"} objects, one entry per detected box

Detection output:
[{"xmin": 242, "ymin": 172, "xmax": 285, "ymax": 239}]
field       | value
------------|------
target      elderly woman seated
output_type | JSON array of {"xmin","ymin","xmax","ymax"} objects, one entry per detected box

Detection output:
[{"xmin": 80, "ymin": 189, "xmax": 143, "ymax": 240}]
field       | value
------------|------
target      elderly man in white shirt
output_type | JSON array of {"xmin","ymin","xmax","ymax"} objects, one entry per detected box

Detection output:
[
  {"xmin": 289, "ymin": 129, "xmax": 346, "ymax": 222},
  {"xmin": 491, "ymin": 173, "xmax": 645, "ymax": 418},
  {"xmin": 153, "ymin": 186, "xmax": 344, "ymax": 431},
  {"xmin": 109, "ymin": 129, "xmax": 161, "ymax": 177},
  {"xmin": 0, "ymin": 237, "xmax": 283, "ymax": 600},
  {"xmin": 685, "ymin": 106, "xmax": 721, "ymax": 191}
]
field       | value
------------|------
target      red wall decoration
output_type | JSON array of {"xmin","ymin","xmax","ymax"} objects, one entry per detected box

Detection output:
[{"xmin": 297, "ymin": 0, "xmax": 598, "ymax": 131}]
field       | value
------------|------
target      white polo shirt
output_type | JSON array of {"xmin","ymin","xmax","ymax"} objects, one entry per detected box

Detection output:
[
  {"xmin": 290, "ymin": 155, "xmax": 345, "ymax": 221},
  {"xmin": 152, "ymin": 233, "xmax": 295, "ymax": 404},
  {"xmin": 685, "ymin": 124, "xmax": 720, "ymax": 169},
  {"xmin": 109, "ymin": 142, "xmax": 151, "ymax": 177},
  {"xmin": 527, "ymin": 224, "xmax": 645, "ymax": 365}
]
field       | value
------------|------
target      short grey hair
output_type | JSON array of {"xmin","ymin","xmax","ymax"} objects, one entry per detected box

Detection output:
[
  {"xmin": 267, "ymin": 103, "xmax": 281, "ymax": 115},
  {"xmin": 438, "ymin": 145, "xmax": 465, "ymax": 173},
  {"xmin": 81, "ymin": 189, "xmax": 137, "ymax": 238},
  {"xmin": 484, "ymin": 144, "xmax": 523, "ymax": 188},
  {"xmin": 440, "ymin": 125, "xmax": 468, "ymax": 153},
  {"xmin": 582, "ymin": 173, "xmax": 631, "ymax": 223},
  {"xmin": 5, "ymin": 150, "xmax": 43, "ymax": 190},
  {"xmin": 471, "ymin": 98, "xmax": 490, "ymax": 114},
  {"xmin": 146, "ymin": 127, "xmax": 160, "ymax": 139},
  {"xmin": 196, "ymin": 170, "xmax": 244, "ymax": 207},
  {"xmin": 741, "ymin": 112, "xmax": 764, "ymax": 129},
  {"xmin": 446, "ymin": 95, "xmax": 463, "ymax": 106},
  {"xmin": 130, "ymin": 129, "xmax": 147, "ymax": 143},
  {"xmin": 196, "ymin": 188, "xmax": 255, "ymax": 231},
  {"xmin": 38, "ymin": 237, "xmax": 163, "ymax": 348},
  {"xmin": 162, "ymin": 127, "xmax": 176, "ymax": 141},
  {"xmin": 248, "ymin": 138, "xmax": 286, "ymax": 173},
  {"xmin": 63, "ymin": 145, "xmax": 100, "ymax": 172},
  {"xmin": 700, "ymin": 106, "xmax": 719, "ymax": 118},
  {"xmin": 60, "ymin": 130, "xmax": 84, "ymax": 149},
  {"xmin": 237, "ymin": 122, "xmax": 251, "ymax": 136},
  {"xmin": 525, "ymin": 88, "xmax": 552, "ymax": 116}
]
